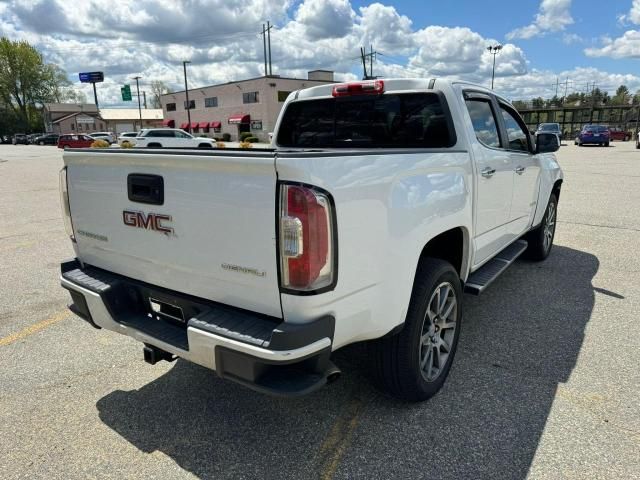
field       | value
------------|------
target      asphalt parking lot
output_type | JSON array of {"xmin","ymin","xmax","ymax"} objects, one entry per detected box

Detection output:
[{"xmin": 1, "ymin": 142, "xmax": 639, "ymax": 479}]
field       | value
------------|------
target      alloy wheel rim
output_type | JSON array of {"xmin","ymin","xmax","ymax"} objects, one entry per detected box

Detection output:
[
  {"xmin": 419, "ymin": 282, "xmax": 457, "ymax": 382},
  {"xmin": 543, "ymin": 201, "xmax": 556, "ymax": 252}
]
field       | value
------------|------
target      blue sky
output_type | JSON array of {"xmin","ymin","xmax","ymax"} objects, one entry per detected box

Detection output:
[{"xmin": 1, "ymin": 0, "xmax": 639, "ymax": 105}]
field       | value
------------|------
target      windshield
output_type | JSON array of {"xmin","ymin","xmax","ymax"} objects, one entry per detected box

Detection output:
[
  {"xmin": 539, "ymin": 124, "xmax": 559, "ymax": 131},
  {"xmin": 277, "ymin": 93, "xmax": 455, "ymax": 148},
  {"xmin": 584, "ymin": 125, "xmax": 608, "ymax": 132}
]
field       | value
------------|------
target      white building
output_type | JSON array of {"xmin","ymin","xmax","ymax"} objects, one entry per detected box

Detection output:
[{"xmin": 160, "ymin": 70, "xmax": 335, "ymax": 141}]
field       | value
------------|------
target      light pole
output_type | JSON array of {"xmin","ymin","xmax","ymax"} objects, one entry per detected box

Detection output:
[
  {"xmin": 487, "ymin": 44, "xmax": 503, "ymax": 90},
  {"xmin": 183, "ymin": 61, "xmax": 192, "ymax": 133},
  {"xmin": 132, "ymin": 76, "xmax": 142, "ymax": 130}
]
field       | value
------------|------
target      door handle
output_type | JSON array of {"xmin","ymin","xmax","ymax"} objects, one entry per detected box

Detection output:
[
  {"xmin": 515, "ymin": 166, "xmax": 526, "ymax": 175},
  {"xmin": 481, "ymin": 167, "xmax": 496, "ymax": 178}
]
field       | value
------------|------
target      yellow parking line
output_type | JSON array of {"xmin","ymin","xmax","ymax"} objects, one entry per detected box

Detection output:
[
  {"xmin": 318, "ymin": 397, "xmax": 363, "ymax": 480},
  {"xmin": 0, "ymin": 310, "xmax": 70, "ymax": 347}
]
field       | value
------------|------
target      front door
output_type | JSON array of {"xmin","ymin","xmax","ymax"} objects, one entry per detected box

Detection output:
[
  {"xmin": 496, "ymin": 102, "xmax": 541, "ymax": 237},
  {"xmin": 463, "ymin": 92, "xmax": 515, "ymax": 267}
]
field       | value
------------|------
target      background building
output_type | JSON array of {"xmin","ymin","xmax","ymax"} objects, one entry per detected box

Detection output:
[
  {"xmin": 43, "ymin": 104, "xmax": 163, "ymax": 134},
  {"xmin": 160, "ymin": 70, "xmax": 335, "ymax": 141},
  {"xmin": 99, "ymin": 108, "xmax": 163, "ymax": 133}
]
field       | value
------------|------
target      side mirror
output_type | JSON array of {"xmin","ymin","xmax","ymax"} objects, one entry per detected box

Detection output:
[{"xmin": 536, "ymin": 132, "xmax": 560, "ymax": 153}]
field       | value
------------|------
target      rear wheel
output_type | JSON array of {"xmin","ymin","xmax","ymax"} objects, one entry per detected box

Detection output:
[
  {"xmin": 370, "ymin": 258, "xmax": 462, "ymax": 402},
  {"xmin": 525, "ymin": 193, "xmax": 557, "ymax": 261},
  {"xmin": 198, "ymin": 143, "xmax": 213, "ymax": 148},
  {"xmin": 38, "ymin": 141, "xmax": 44, "ymax": 146},
  {"xmin": 147, "ymin": 143, "xmax": 162, "ymax": 148},
  {"xmin": 605, "ymin": 141, "xmax": 610, "ymax": 147}
]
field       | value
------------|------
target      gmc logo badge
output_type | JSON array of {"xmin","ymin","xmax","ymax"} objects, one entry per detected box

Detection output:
[{"xmin": 123, "ymin": 210, "xmax": 174, "ymax": 235}]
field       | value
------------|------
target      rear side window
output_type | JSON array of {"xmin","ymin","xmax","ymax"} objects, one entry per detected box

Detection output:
[
  {"xmin": 465, "ymin": 99, "xmax": 501, "ymax": 148},
  {"xmin": 277, "ymin": 93, "xmax": 455, "ymax": 148}
]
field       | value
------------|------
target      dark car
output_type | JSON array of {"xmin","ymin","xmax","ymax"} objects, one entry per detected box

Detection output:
[
  {"xmin": 34, "ymin": 133, "xmax": 60, "ymax": 145},
  {"xmin": 608, "ymin": 127, "xmax": 631, "ymax": 141},
  {"xmin": 58, "ymin": 134, "xmax": 94, "ymax": 149},
  {"xmin": 28, "ymin": 133, "xmax": 43, "ymax": 144},
  {"xmin": 12, "ymin": 133, "xmax": 29, "ymax": 145},
  {"xmin": 575, "ymin": 125, "xmax": 610, "ymax": 146}
]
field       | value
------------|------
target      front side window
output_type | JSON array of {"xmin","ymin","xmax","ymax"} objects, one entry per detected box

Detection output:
[
  {"xmin": 465, "ymin": 99, "xmax": 501, "ymax": 148},
  {"xmin": 166, "ymin": 103, "xmax": 176, "ymax": 112},
  {"xmin": 500, "ymin": 105, "xmax": 529, "ymax": 152},
  {"xmin": 277, "ymin": 93, "xmax": 455, "ymax": 148},
  {"xmin": 243, "ymin": 92, "xmax": 259, "ymax": 104}
]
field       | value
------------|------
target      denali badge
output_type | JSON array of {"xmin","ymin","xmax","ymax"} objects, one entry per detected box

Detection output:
[
  {"xmin": 123, "ymin": 210, "xmax": 174, "ymax": 235},
  {"xmin": 221, "ymin": 263, "xmax": 266, "ymax": 277}
]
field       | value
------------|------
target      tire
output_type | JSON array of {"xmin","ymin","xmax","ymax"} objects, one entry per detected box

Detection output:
[
  {"xmin": 38, "ymin": 141, "xmax": 44, "ymax": 145},
  {"xmin": 198, "ymin": 143, "xmax": 213, "ymax": 148},
  {"xmin": 525, "ymin": 193, "xmax": 557, "ymax": 261},
  {"xmin": 370, "ymin": 258, "xmax": 462, "ymax": 402},
  {"xmin": 147, "ymin": 143, "xmax": 162, "ymax": 148}
]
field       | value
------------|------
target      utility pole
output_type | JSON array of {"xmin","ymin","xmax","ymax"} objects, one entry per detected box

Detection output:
[
  {"xmin": 262, "ymin": 24, "xmax": 267, "ymax": 76},
  {"xmin": 563, "ymin": 77, "xmax": 569, "ymax": 103},
  {"xmin": 132, "ymin": 76, "xmax": 142, "ymax": 130},
  {"xmin": 143, "ymin": 91, "xmax": 147, "ymax": 109},
  {"xmin": 487, "ymin": 45, "xmax": 503, "ymax": 90},
  {"xmin": 360, "ymin": 47, "xmax": 368, "ymax": 79},
  {"xmin": 183, "ymin": 61, "xmax": 192, "ymax": 133},
  {"xmin": 370, "ymin": 44, "xmax": 374, "ymax": 79},
  {"xmin": 267, "ymin": 21, "xmax": 273, "ymax": 75},
  {"xmin": 554, "ymin": 77, "xmax": 559, "ymax": 98},
  {"xmin": 359, "ymin": 46, "xmax": 379, "ymax": 79}
]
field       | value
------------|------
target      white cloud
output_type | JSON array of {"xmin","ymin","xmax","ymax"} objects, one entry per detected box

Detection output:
[
  {"xmin": 507, "ymin": 0, "xmax": 574, "ymax": 40},
  {"xmin": 618, "ymin": 0, "xmax": 640, "ymax": 25},
  {"xmin": 295, "ymin": 0, "xmax": 355, "ymax": 40},
  {"xmin": 0, "ymin": 0, "xmax": 637, "ymax": 106},
  {"xmin": 585, "ymin": 30, "xmax": 640, "ymax": 58}
]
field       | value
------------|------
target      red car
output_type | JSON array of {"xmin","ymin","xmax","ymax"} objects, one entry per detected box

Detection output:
[
  {"xmin": 608, "ymin": 128, "xmax": 631, "ymax": 141},
  {"xmin": 58, "ymin": 134, "xmax": 94, "ymax": 149}
]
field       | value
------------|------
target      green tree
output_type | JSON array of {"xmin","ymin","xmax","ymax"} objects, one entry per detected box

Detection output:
[
  {"xmin": 531, "ymin": 97, "xmax": 545, "ymax": 108},
  {"xmin": 150, "ymin": 80, "xmax": 170, "ymax": 108},
  {"xmin": 0, "ymin": 37, "xmax": 77, "ymax": 131},
  {"xmin": 612, "ymin": 85, "xmax": 630, "ymax": 105}
]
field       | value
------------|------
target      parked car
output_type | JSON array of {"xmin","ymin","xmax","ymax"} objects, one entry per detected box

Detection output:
[
  {"xmin": 130, "ymin": 128, "xmax": 217, "ymax": 148},
  {"xmin": 1, "ymin": 135, "xmax": 10, "ymax": 144},
  {"xmin": 608, "ymin": 127, "xmax": 631, "ymax": 141},
  {"xmin": 58, "ymin": 134, "xmax": 95, "ymax": 149},
  {"xmin": 117, "ymin": 132, "xmax": 138, "ymax": 144},
  {"xmin": 27, "ymin": 133, "xmax": 43, "ymax": 144},
  {"xmin": 536, "ymin": 123, "xmax": 562, "ymax": 143},
  {"xmin": 33, "ymin": 133, "xmax": 60, "ymax": 145},
  {"xmin": 575, "ymin": 125, "xmax": 610, "ymax": 146},
  {"xmin": 59, "ymin": 78, "xmax": 563, "ymax": 401},
  {"xmin": 12, "ymin": 133, "xmax": 28, "ymax": 145},
  {"xmin": 88, "ymin": 132, "xmax": 115, "ymax": 144}
]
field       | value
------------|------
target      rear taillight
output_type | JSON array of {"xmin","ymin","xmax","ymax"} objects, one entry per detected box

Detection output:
[
  {"xmin": 332, "ymin": 80, "xmax": 384, "ymax": 97},
  {"xmin": 59, "ymin": 167, "xmax": 75, "ymax": 242},
  {"xmin": 279, "ymin": 184, "xmax": 335, "ymax": 292}
]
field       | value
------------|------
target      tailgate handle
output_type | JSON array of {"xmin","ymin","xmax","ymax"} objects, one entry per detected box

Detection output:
[{"xmin": 128, "ymin": 174, "xmax": 164, "ymax": 205}]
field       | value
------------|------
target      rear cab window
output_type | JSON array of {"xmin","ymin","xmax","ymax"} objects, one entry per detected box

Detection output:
[{"xmin": 276, "ymin": 92, "xmax": 456, "ymax": 148}]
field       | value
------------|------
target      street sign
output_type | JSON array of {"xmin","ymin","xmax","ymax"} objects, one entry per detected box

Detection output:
[
  {"xmin": 121, "ymin": 85, "xmax": 132, "ymax": 101},
  {"xmin": 79, "ymin": 71, "xmax": 104, "ymax": 83}
]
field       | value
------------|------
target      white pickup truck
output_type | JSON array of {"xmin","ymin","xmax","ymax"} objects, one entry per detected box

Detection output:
[{"xmin": 59, "ymin": 79, "xmax": 562, "ymax": 401}]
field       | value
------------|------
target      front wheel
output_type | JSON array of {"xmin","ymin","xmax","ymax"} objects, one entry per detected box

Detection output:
[
  {"xmin": 370, "ymin": 258, "xmax": 462, "ymax": 402},
  {"xmin": 525, "ymin": 193, "xmax": 557, "ymax": 261}
]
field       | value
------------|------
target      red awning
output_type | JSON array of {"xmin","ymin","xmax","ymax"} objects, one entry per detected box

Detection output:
[
  {"xmin": 191, "ymin": 122, "xmax": 199, "ymax": 129},
  {"xmin": 228, "ymin": 114, "xmax": 250, "ymax": 124},
  {"xmin": 198, "ymin": 121, "xmax": 209, "ymax": 129},
  {"xmin": 162, "ymin": 119, "xmax": 175, "ymax": 127},
  {"xmin": 180, "ymin": 122, "xmax": 189, "ymax": 129},
  {"xmin": 210, "ymin": 121, "xmax": 222, "ymax": 128}
]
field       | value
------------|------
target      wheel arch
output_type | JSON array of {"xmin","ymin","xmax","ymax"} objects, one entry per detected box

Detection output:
[{"xmin": 416, "ymin": 227, "xmax": 470, "ymax": 281}]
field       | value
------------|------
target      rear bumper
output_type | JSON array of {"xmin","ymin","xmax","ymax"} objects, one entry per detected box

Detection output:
[{"xmin": 60, "ymin": 259, "xmax": 337, "ymax": 396}]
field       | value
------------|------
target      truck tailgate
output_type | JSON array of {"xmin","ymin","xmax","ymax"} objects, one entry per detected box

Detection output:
[{"xmin": 64, "ymin": 149, "xmax": 281, "ymax": 318}]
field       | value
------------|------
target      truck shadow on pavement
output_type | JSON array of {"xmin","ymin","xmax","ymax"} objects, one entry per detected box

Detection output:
[{"xmin": 96, "ymin": 245, "xmax": 599, "ymax": 480}]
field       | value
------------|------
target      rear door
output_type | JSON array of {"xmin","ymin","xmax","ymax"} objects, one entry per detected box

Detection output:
[
  {"xmin": 462, "ymin": 91, "xmax": 514, "ymax": 266},
  {"xmin": 64, "ymin": 149, "xmax": 282, "ymax": 318},
  {"xmin": 496, "ymin": 102, "xmax": 541, "ymax": 237}
]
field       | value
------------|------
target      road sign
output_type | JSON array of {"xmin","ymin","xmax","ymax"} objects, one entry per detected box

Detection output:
[
  {"xmin": 79, "ymin": 71, "xmax": 104, "ymax": 83},
  {"xmin": 121, "ymin": 85, "xmax": 132, "ymax": 101}
]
